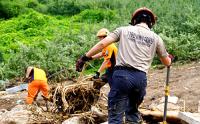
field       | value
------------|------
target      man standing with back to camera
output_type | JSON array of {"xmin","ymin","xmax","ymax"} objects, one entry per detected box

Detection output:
[{"xmin": 76, "ymin": 7, "xmax": 172, "ymax": 124}]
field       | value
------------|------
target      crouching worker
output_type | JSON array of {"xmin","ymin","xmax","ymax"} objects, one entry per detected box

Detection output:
[{"xmin": 25, "ymin": 66, "xmax": 49, "ymax": 104}]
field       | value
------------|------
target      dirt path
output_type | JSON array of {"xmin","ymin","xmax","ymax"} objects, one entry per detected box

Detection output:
[{"xmin": 144, "ymin": 62, "xmax": 200, "ymax": 112}]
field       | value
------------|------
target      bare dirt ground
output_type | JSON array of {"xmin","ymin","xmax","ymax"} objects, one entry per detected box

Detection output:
[
  {"xmin": 0, "ymin": 62, "xmax": 200, "ymax": 113},
  {"xmin": 0, "ymin": 92, "xmax": 27, "ymax": 110},
  {"xmin": 144, "ymin": 62, "xmax": 200, "ymax": 112}
]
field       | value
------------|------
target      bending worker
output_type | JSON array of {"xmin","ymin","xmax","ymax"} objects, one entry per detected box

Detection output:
[
  {"xmin": 25, "ymin": 66, "xmax": 49, "ymax": 104},
  {"xmin": 76, "ymin": 7, "xmax": 172, "ymax": 123},
  {"xmin": 92, "ymin": 28, "xmax": 118, "ymax": 86}
]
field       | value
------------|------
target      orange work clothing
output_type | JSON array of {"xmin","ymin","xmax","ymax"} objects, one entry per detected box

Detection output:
[
  {"xmin": 26, "ymin": 67, "xmax": 49, "ymax": 104},
  {"xmin": 26, "ymin": 80, "xmax": 49, "ymax": 104},
  {"xmin": 102, "ymin": 43, "xmax": 118, "ymax": 68}
]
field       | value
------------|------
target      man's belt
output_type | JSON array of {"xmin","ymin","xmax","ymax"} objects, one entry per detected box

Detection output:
[{"xmin": 114, "ymin": 66, "xmax": 143, "ymax": 73}]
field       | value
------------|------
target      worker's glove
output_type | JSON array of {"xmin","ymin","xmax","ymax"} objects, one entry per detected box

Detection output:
[
  {"xmin": 76, "ymin": 55, "xmax": 92, "ymax": 72},
  {"xmin": 93, "ymin": 72, "xmax": 100, "ymax": 79}
]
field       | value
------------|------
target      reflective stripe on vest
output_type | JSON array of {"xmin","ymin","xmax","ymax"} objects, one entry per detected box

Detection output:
[{"xmin": 34, "ymin": 68, "xmax": 47, "ymax": 81}]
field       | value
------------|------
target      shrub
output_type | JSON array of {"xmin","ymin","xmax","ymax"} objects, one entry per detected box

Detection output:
[
  {"xmin": 0, "ymin": 52, "xmax": 4, "ymax": 63},
  {"xmin": 27, "ymin": 0, "xmax": 39, "ymax": 8},
  {"xmin": 47, "ymin": 0, "xmax": 89, "ymax": 16},
  {"xmin": 0, "ymin": 0, "xmax": 25, "ymax": 19},
  {"xmin": 1, "ymin": 0, "xmax": 200, "ymax": 80},
  {"xmin": 16, "ymin": 10, "xmax": 47, "ymax": 30},
  {"xmin": 72, "ymin": 9, "xmax": 118, "ymax": 23}
]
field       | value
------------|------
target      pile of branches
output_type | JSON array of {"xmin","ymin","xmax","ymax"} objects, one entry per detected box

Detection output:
[
  {"xmin": 43, "ymin": 74, "xmax": 108, "ymax": 123},
  {"xmin": 29, "ymin": 75, "xmax": 108, "ymax": 124},
  {"xmin": 52, "ymin": 80, "xmax": 100, "ymax": 114}
]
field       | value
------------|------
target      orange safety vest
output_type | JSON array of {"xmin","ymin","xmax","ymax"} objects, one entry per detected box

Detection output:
[{"xmin": 102, "ymin": 43, "xmax": 118, "ymax": 68}]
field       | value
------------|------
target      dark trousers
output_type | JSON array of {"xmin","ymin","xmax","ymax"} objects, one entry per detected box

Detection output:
[{"xmin": 108, "ymin": 67, "xmax": 147, "ymax": 124}]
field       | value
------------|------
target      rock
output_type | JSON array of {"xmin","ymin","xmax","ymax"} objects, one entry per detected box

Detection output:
[
  {"xmin": 0, "ymin": 80, "xmax": 9, "ymax": 91},
  {"xmin": 0, "ymin": 105, "xmax": 31, "ymax": 124},
  {"xmin": 16, "ymin": 99, "xmax": 24, "ymax": 104},
  {"xmin": 62, "ymin": 116, "xmax": 81, "ymax": 124},
  {"xmin": 148, "ymin": 96, "xmax": 180, "ymax": 112},
  {"xmin": 0, "ymin": 91, "xmax": 7, "ymax": 96},
  {"xmin": 148, "ymin": 102, "xmax": 158, "ymax": 111},
  {"xmin": 6, "ymin": 84, "xmax": 28, "ymax": 94},
  {"xmin": 0, "ymin": 109, "xmax": 7, "ymax": 115},
  {"xmin": 96, "ymin": 84, "xmax": 109, "ymax": 114},
  {"xmin": 160, "ymin": 96, "xmax": 179, "ymax": 104},
  {"xmin": 178, "ymin": 112, "xmax": 200, "ymax": 124},
  {"xmin": 91, "ymin": 106, "xmax": 106, "ymax": 117},
  {"xmin": 156, "ymin": 103, "xmax": 180, "ymax": 112}
]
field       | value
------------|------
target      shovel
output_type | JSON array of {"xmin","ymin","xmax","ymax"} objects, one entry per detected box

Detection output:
[{"xmin": 163, "ymin": 66, "xmax": 171, "ymax": 124}]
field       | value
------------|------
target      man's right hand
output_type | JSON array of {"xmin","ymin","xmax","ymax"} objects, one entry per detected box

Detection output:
[{"xmin": 76, "ymin": 55, "xmax": 92, "ymax": 72}]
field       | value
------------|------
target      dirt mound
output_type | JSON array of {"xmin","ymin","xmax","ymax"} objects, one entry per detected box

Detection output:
[{"xmin": 144, "ymin": 62, "xmax": 200, "ymax": 112}]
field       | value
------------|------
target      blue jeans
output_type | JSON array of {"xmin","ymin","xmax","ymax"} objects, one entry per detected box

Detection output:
[{"xmin": 108, "ymin": 67, "xmax": 147, "ymax": 124}]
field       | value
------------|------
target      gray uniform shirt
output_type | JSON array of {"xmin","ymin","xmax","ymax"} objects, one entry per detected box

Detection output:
[{"xmin": 109, "ymin": 23, "xmax": 168, "ymax": 73}]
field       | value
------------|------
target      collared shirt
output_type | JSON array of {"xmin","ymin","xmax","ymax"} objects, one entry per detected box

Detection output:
[{"xmin": 108, "ymin": 23, "xmax": 168, "ymax": 73}]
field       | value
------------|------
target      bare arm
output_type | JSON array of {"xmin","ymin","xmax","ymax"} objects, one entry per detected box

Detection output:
[
  {"xmin": 160, "ymin": 56, "xmax": 171, "ymax": 66},
  {"xmin": 26, "ymin": 67, "xmax": 33, "ymax": 78},
  {"xmin": 92, "ymin": 52, "xmax": 103, "ymax": 59},
  {"xmin": 86, "ymin": 36, "xmax": 116, "ymax": 57},
  {"xmin": 98, "ymin": 60, "xmax": 109, "ymax": 73},
  {"xmin": 156, "ymin": 36, "xmax": 172, "ymax": 66}
]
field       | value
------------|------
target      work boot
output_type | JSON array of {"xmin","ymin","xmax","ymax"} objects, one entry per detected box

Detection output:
[
  {"xmin": 125, "ymin": 120, "xmax": 143, "ymax": 124},
  {"xmin": 125, "ymin": 113, "xmax": 144, "ymax": 124}
]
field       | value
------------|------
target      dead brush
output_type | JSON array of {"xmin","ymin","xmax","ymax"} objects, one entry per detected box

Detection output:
[
  {"xmin": 39, "ymin": 64, "xmax": 108, "ymax": 123},
  {"xmin": 52, "ymin": 64, "xmax": 100, "ymax": 114}
]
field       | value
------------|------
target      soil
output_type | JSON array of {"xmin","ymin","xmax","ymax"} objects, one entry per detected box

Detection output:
[
  {"xmin": 0, "ymin": 62, "xmax": 200, "ymax": 113},
  {"xmin": 0, "ymin": 91, "xmax": 36, "ymax": 110},
  {"xmin": 0, "ymin": 99, "xmax": 17, "ymax": 111},
  {"xmin": 144, "ymin": 62, "xmax": 200, "ymax": 112}
]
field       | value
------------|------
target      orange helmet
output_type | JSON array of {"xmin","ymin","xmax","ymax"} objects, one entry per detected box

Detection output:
[
  {"xmin": 131, "ymin": 7, "xmax": 157, "ymax": 27},
  {"xmin": 96, "ymin": 28, "xmax": 110, "ymax": 37}
]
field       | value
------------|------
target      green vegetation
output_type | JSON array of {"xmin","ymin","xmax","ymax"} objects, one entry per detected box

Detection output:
[{"xmin": 0, "ymin": 0, "xmax": 200, "ymax": 81}]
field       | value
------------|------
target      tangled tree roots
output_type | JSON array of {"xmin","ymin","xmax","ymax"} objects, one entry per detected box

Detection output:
[{"xmin": 52, "ymin": 81, "xmax": 100, "ymax": 114}]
